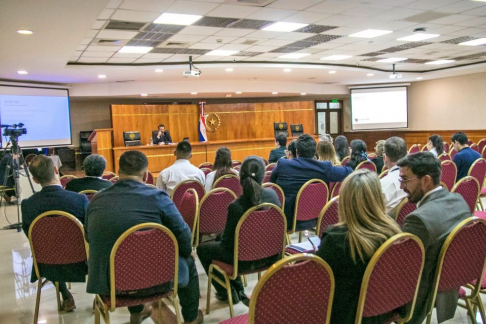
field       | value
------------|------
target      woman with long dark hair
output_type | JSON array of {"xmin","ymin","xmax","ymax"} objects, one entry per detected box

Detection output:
[
  {"xmin": 426, "ymin": 134, "xmax": 444, "ymax": 157},
  {"xmin": 346, "ymin": 139, "xmax": 370, "ymax": 170},
  {"xmin": 205, "ymin": 147, "xmax": 237, "ymax": 192},
  {"xmin": 197, "ymin": 156, "xmax": 281, "ymax": 305},
  {"xmin": 334, "ymin": 135, "xmax": 350, "ymax": 161}
]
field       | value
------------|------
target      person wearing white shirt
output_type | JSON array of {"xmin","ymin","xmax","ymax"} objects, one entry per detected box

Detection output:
[
  {"xmin": 380, "ymin": 136, "xmax": 408, "ymax": 213},
  {"xmin": 426, "ymin": 134, "xmax": 444, "ymax": 158},
  {"xmin": 156, "ymin": 141, "xmax": 205, "ymax": 196},
  {"xmin": 204, "ymin": 147, "xmax": 238, "ymax": 192}
]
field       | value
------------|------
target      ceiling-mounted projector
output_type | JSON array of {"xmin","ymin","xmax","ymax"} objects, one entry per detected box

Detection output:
[
  {"xmin": 389, "ymin": 63, "xmax": 402, "ymax": 79},
  {"xmin": 183, "ymin": 55, "xmax": 201, "ymax": 77}
]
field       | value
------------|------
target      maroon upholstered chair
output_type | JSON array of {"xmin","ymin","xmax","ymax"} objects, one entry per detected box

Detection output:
[
  {"xmin": 421, "ymin": 144, "xmax": 428, "ymax": 152},
  {"xmin": 79, "ymin": 189, "xmax": 98, "ymax": 201},
  {"xmin": 408, "ymin": 144, "xmax": 420, "ymax": 154},
  {"xmin": 367, "ymin": 153, "xmax": 377, "ymax": 159},
  {"xmin": 355, "ymin": 233, "xmax": 425, "ymax": 324},
  {"xmin": 25, "ymin": 153, "xmax": 37, "ymax": 166},
  {"xmin": 471, "ymin": 143, "xmax": 480, "ymax": 153},
  {"xmin": 219, "ymin": 254, "xmax": 335, "ymax": 324},
  {"xmin": 144, "ymin": 171, "xmax": 155, "ymax": 185},
  {"xmin": 231, "ymin": 160, "xmax": 242, "ymax": 168},
  {"xmin": 330, "ymin": 181, "xmax": 342, "ymax": 198},
  {"xmin": 198, "ymin": 162, "xmax": 213, "ymax": 170},
  {"xmin": 394, "ymin": 197, "xmax": 417, "ymax": 227},
  {"xmin": 109, "ymin": 176, "xmax": 119, "ymax": 184},
  {"xmin": 201, "ymin": 168, "xmax": 212, "ymax": 177},
  {"xmin": 206, "ymin": 203, "xmax": 287, "ymax": 318},
  {"xmin": 440, "ymin": 160, "xmax": 457, "ymax": 191},
  {"xmin": 438, "ymin": 153, "xmax": 451, "ymax": 161},
  {"xmin": 425, "ymin": 218, "xmax": 486, "ymax": 324},
  {"xmin": 449, "ymin": 147, "xmax": 457, "ymax": 160},
  {"xmin": 196, "ymin": 188, "xmax": 237, "ymax": 247},
  {"xmin": 341, "ymin": 155, "xmax": 350, "ymax": 166},
  {"xmin": 482, "ymin": 146, "xmax": 486, "ymax": 160},
  {"xmin": 458, "ymin": 269, "xmax": 486, "ymax": 324},
  {"xmin": 262, "ymin": 182, "xmax": 285, "ymax": 207},
  {"xmin": 261, "ymin": 158, "xmax": 269, "ymax": 166},
  {"xmin": 170, "ymin": 179, "xmax": 205, "ymax": 210},
  {"xmin": 379, "ymin": 169, "xmax": 389, "ymax": 179},
  {"xmin": 317, "ymin": 196, "xmax": 339, "ymax": 238},
  {"xmin": 213, "ymin": 174, "xmax": 242, "ymax": 197},
  {"xmin": 265, "ymin": 163, "xmax": 277, "ymax": 172},
  {"xmin": 59, "ymin": 175, "xmax": 77, "ymax": 188},
  {"xmin": 467, "ymin": 158, "xmax": 486, "ymax": 210},
  {"xmin": 356, "ymin": 160, "xmax": 377, "ymax": 173},
  {"xmin": 263, "ymin": 171, "xmax": 272, "ymax": 183},
  {"xmin": 290, "ymin": 179, "xmax": 329, "ymax": 239},
  {"xmin": 233, "ymin": 165, "xmax": 241, "ymax": 171},
  {"xmin": 477, "ymin": 139, "xmax": 486, "ymax": 157},
  {"xmin": 28, "ymin": 211, "xmax": 88, "ymax": 323},
  {"xmin": 102, "ymin": 172, "xmax": 117, "ymax": 180},
  {"xmin": 443, "ymin": 142, "xmax": 450, "ymax": 154},
  {"xmin": 451, "ymin": 176, "xmax": 480, "ymax": 214},
  {"xmin": 94, "ymin": 223, "xmax": 182, "ymax": 324},
  {"xmin": 468, "ymin": 140, "xmax": 474, "ymax": 146},
  {"xmin": 178, "ymin": 189, "xmax": 199, "ymax": 247}
]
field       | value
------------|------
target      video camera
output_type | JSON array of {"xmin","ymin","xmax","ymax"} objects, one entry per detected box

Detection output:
[{"xmin": 1, "ymin": 123, "xmax": 27, "ymax": 138}]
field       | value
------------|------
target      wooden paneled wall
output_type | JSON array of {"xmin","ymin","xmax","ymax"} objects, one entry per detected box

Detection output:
[
  {"xmin": 111, "ymin": 104, "xmax": 199, "ymax": 147},
  {"xmin": 204, "ymin": 101, "xmax": 314, "ymax": 141}
]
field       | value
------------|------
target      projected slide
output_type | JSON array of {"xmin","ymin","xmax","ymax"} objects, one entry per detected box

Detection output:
[
  {"xmin": 351, "ymin": 87, "xmax": 408, "ymax": 130},
  {"xmin": 0, "ymin": 86, "xmax": 71, "ymax": 148}
]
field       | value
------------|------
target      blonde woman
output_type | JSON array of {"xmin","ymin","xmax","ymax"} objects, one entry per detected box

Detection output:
[
  {"xmin": 372, "ymin": 140, "xmax": 385, "ymax": 174},
  {"xmin": 316, "ymin": 140, "xmax": 340, "ymax": 166},
  {"xmin": 317, "ymin": 169, "xmax": 401, "ymax": 324}
]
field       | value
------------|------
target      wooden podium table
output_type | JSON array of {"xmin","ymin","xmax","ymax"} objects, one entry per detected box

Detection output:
[{"xmin": 88, "ymin": 129, "xmax": 114, "ymax": 172}]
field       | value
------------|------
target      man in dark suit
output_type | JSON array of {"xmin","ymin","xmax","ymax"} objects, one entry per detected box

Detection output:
[
  {"xmin": 268, "ymin": 134, "xmax": 287, "ymax": 163},
  {"xmin": 397, "ymin": 152, "xmax": 470, "ymax": 324},
  {"xmin": 65, "ymin": 154, "xmax": 112, "ymax": 192},
  {"xmin": 152, "ymin": 124, "xmax": 173, "ymax": 145},
  {"xmin": 270, "ymin": 134, "xmax": 353, "ymax": 228},
  {"xmin": 451, "ymin": 132, "xmax": 481, "ymax": 181},
  {"xmin": 86, "ymin": 151, "xmax": 202, "ymax": 324},
  {"xmin": 21, "ymin": 154, "xmax": 89, "ymax": 312}
]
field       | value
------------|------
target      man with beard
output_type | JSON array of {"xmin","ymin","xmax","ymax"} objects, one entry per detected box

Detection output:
[{"xmin": 396, "ymin": 152, "xmax": 470, "ymax": 324}]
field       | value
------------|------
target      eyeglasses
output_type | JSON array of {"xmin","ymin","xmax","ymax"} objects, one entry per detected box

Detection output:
[{"xmin": 398, "ymin": 177, "xmax": 418, "ymax": 187}]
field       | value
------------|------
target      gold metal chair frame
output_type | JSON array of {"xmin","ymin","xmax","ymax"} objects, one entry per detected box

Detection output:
[
  {"xmin": 316, "ymin": 196, "xmax": 339, "ymax": 238},
  {"xmin": 102, "ymin": 171, "xmax": 117, "ymax": 178},
  {"xmin": 247, "ymin": 253, "xmax": 335, "ymax": 324},
  {"xmin": 28, "ymin": 211, "xmax": 89, "ymax": 324},
  {"xmin": 356, "ymin": 160, "xmax": 377, "ymax": 173},
  {"xmin": 206, "ymin": 203, "xmax": 287, "ymax": 318},
  {"xmin": 195, "ymin": 188, "xmax": 237, "ymax": 248},
  {"xmin": 451, "ymin": 176, "xmax": 480, "ymax": 215},
  {"xmin": 146, "ymin": 183, "xmax": 157, "ymax": 188},
  {"xmin": 330, "ymin": 182, "xmax": 341, "ymax": 198},
  {"xmin": 231, "ymin": 160, "xmax": 242, "ymax": 166},
  {"xmin": 341, "ymin": 155, "xmax": 350, "ymax": 166},
  {"xmin": 477, "ymin": 139, "xmax": 486, "ymax": 154},
  {"xmin": 170, "ymin": 179, "xmax": 205, "ymax": 202},
  {"xmin": 60, "ymin": 175, "xmax": 77, "ymax": 181},
  {"xmin": 262, "ymin": 182, "xmax": 285, "ymax": 208},
  {"xmin": 94, "ymin": 223, "xmax": 182, "ymax": 324},
  {"xmin": 182, "ymin": 188, "xmax": 200, "ymax": 248},
  {"xmin": 108, "ymin": 176, "xmax": 119, "ymax": 183},
  {"xmin": 381, "ymin": 165, "xmax": 388, "ymax": 174},
  {"xmin": 291, "ymin": 179, "xmax": 329, "ymax": 242},
  {"xmin": 265, "ymin": 163, "xmax": 277, "ymax": 171},
  {"xmin": 421, "ymin": 144, "xmax": 428, "ymax": 152},
  {"xmin": 440, "ymin": 160, "xmax": 458, "ymax": 191},
  {"xmin": 393, "ymin": 197, "xmax": 410, "ymax": 220},
  {"xmin": 408, "ymin": 144, "xmax": 421, "ymax": 154},
  {"xmin": 212, "ymin": 174, "xmax": 240, "ymax": 190},
  {"xmin": 437, "ymin": 153, "xmax": 450, "ymax": 161},
  {"xmin": 79, "ymin": 189, "xmax": 98, "ymax": 195},
  {"xmin": 379, "ymin": 169, "xmax": 389, "ymax": 179},
  {"xmin": 466, "ymin": 158, "xmax": 486, "ymax": 211},
  {"xmin": 198, "ymin": 162, "xmax": 213, "ymax": 169},
  {"xmin": 355, "ymin": 233, "xmax": 425, "ymax": 324},
  {"xmin": 425, "ymin": 217, "xmax": 486, "ymax": 324}
]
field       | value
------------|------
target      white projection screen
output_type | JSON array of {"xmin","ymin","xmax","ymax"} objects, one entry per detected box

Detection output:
[
  {"xmin": 0, "ymin": 85, "xmax": 71, "ymax": 148},
  {"xmin": 351, "ymin": 86, "xmax": 408, "ymax": 131}
]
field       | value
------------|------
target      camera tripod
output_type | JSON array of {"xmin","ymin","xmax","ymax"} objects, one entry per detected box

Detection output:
[{"xmin": 1, "ymin": 136, "xmax": 35, "ymax": 232}]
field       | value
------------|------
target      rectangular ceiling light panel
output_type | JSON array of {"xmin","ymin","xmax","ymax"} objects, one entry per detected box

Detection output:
[
  {"xmin": 154, "ymin": 13, "xmax": 203, "ymax": 26},
  {"xmin": 397, "ymin": 33, "xmax": 440, "ymax": 42},
  {"xmin": 349, "ymin": 29, "xmax": 392, "ymax": 38},
  {"xmin": 262, "ymin": 22, "xmax": 308, "ymax": 32}
]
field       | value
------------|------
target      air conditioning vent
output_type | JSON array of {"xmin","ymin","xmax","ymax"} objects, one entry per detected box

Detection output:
[
  {"xmin": 97, "ymin": 39, "xmax": 122, "ymax": 44},
  {"xmin": 105, "ymin": 20, "xmax": 146, "ymax": 31},
  {"xmin": 165, "ymin": 42, "xmax": 189, "ymax": 47},
  {"xmin": 115, "ymin": 80, "xmax": 135, "ymax": 83},
  {"xmin": 241, "ymin": 39, "xmax": 259, "ymax": 45},
  {"xmin": 224, "ymin": 0, "xmax": 277, "ymax": 7}
]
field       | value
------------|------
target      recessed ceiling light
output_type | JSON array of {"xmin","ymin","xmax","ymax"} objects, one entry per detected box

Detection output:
[
  {"xmin": 272, "ymin": 92, "xmax": 278, "ymax": 95},
  {"xmin": 321, "ymin": 55, "xmax": 353, "ymax": 61},
  {"xmin": 329, "ymin": 71, "xmax": 336, "ymax": 74},
  {"xmin": 349, "ymin": 29, "xmax": 393, "ymax": 38},
  {"xmin": 367, "ymin": 73, "xmax": 374, "ymax": 76},
  {"xmin": 191, "ymin": 92, "xmax": 197, "ymax": 95},
  {"xmin": 425, "ymin": 60, "xmax": 455, "ymax": 65},
  {"xmin": 154, "ymin": 13, "xmax": 202, "ymax": 26},
  {"xmin": 226, "ymin": 68, "xmax": 234, "ymax": 72},
  {"xmin": 262, "ymin": 22, "xmax": 308, "ymax": 32},
  {"xmin": 397, "ymin": 33, "xmax": 440, "ymax": 42},
  {"xmin": 205, "ymin": 50, "xmax": 239, "ymax": 56},
  {"xmin": 235, "ymin": 91, "xmax": 242, "ymax": 94},
  {"xmin": 416, "ymin": 77, "xmax": 423, "ymax": 80},
  {"xmin": 377, "ymin": 57, "xmax": 407, "ymax": 63},
  {"xmin": 141, "ymin": 94, "xmax": 148, "ymax": 97},
  {"xmin": 458, "ymin": 38, "xmax": 486, "ymax": 46},
  {"xmin": 471, "ymin": 0, "xmax": 486, "ymax": 2},
  {"xmin": 17, "ymin": 70, "xmax": 28, "ymax": 75},
  {"xmin": 17, "ymin": 30, "xmax": 33, "ymax": 35},
  {"xmin": 278, "ymin": 53, "xmax": 310, "ymax": 59},
  {"xmin": 119, "ymin": 46, "xmax": 153, "ymax": 54},
  {"xmin": 284, "ymin": 68, "xmax": 292, "ymax": 72},
  {"xmin": 301, "ymin": 93, "xmax": 307, "ymax": 96},
  {"xmin": 155, "ymin": 69, "xmax": 163, "ymax": 73},
  {"xmin": 98, "ymin": 74, "xmax": 106, "ymax": 78}
]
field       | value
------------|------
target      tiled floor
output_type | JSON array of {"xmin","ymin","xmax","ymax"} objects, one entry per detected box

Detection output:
[{"xmin": 0, "ymin": 202, "xmax": 484, "ymax": 324}]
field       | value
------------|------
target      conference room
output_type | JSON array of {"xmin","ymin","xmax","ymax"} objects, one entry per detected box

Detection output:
[{"xmin": 1, "ymin": 0, "xmax": 486, "ymax": 323}]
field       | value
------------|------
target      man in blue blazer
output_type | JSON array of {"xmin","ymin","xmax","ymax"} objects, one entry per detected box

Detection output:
[
  {"xmin": 270, "ymin": 134, "xmax": 353, "ymax": 228},
  {"xmin": 21, "ymin": 155, "xmax": 89, "ymax": 312}
]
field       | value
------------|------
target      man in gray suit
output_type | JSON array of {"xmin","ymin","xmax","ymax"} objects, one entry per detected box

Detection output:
[{"xmin": 397, "ymin": 152, "xmax": 470, "ymax": 323}]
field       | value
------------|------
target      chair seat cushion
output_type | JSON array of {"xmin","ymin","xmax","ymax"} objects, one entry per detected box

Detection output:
[
  {"xmin": 219, "ymin": 314, "xmax": 248, "ymax": 324},
  {"xmin": 99, "ymin": 290, "xmax": 172, "ymax": 308},
  {"xmin": 459, "ymin": 287, "xmax": 466, "ymax": 298},
  {"xmin": 212, "ymin": 260, "xmax": 271, "ymax": 276},
  {"xmin": 474, "ymin": 211, "xmax": 486, "ymax": 220},
  {"xmin": 481, "ymin": 187, "xmax": 486, "ymax": 197}
]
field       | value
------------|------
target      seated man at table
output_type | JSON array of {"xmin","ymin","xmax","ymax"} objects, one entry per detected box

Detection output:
[
  {"xmin": 86, "ymin": 151, "xmax": 202, "ymax": 324},
  {"xmin": 271, "ymin": 134, "xmax": 353, "ymax": 228},
  {"xmin": 153, "ymin": 124, "xmax": 173, "ymax": 145},
  {"xmin": 65, "ymin": 154, "xmax": 112, "ymax": 192},
  {"xmin": 268, "ymin": 134, "xmax": 287, "ymax": 163},
  {"xmin": 21, "ymin": 154, "xmax": 89, "ymax": 312},
  {"xmin": 156, "ymin": 141, "xmax": 205, "ymax": 196}
]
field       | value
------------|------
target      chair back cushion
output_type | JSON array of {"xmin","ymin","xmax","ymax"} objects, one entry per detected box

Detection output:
[
  {"xmin": 263, "ymin": 171, "xmax": 272, "ymax": 184},
  {"xmin": 102, "ymin": 172, "xmax": 117, "ymax": 180},
  {"xmin": 318, "ymin": 197, "xmax": 339, "ymax": 237},
  {"xmin": 356, "ymin": 161, "xmax": 377, "ymax": 173},
  {"xmin": 295, "ymin": 180, "xmax": 329, "ymax": 222},
  {"xmin": 214, "ymin": 175, "xmax": 242, "ymax": 197},
  {"xmin": 438, "ymin": 153, "xmax": 451, "ymax": 161},
  {"xmin": 360, "ymin": 235, "xmax": 424, "ymax": 318},
  {"xmin": 237, "ymin": 205, "xmax": 286, "ymax": 262},
  {"xmin": 395, "ymin": 199, "xmax": 417, "ymax": 227},
  {"xmin": 178, "ymin": 189, "xmax": 198, "ymax": 232},
  {"xmin": 265, "ymin": 163, "xmax": 276, "ymax": 172},
  {"xmin": 145, "ymin": 172, "xmax": 154, "ymax": 185},
  {"xmin": 478, "ymin": 139, "xmax": 486, "ymax": 157},
  {"xmin": 113, "ymin": 227, "xmax": 176, "ymax": 291},
  {"xmin": 467, "ymin": 158, "xmax": 486, "ymax": 188},
  {"xmin": 199, "ymin": 188, "xmax": 236, "ymax": 234},
  {"xmin": 253, "ymin": 256, "xmax": 333, "ymax": 324},
  {"xmin": 471, "ymin": 144, "xmax": 480, "ymax": 153},
  {"xmin": 408, "ymin": 145, "xmax": 420, "ymax": 154},
  {"xmin": 60, "ymin": 176, "xmax": 75, "ymax": 188},
  {"xmin": 30, "ymin": 213, "xmax": 87, "ymax": 265},
  {"xmin": 201, "ymin": 168, "xmax": 212, "ymax": 177},
  {"xmin": 199, "ymin": 162, "xmax": 213, "ymax": 170},
  {"xmin": 262, "ymin": 183, "xmax": 285, "ymax": 207},
  {"xmin": 449, "ymin": 148, "xmax": 457, "ymax": 159},
  {"xmin": 331, "ymin": 181, "xmax": 342, "ymax": 198},
  {"xmin": 341, "ymin": 156, "xmax": 350, "ymax": 166},
  {"xmin": 440, "ymin": 161, "xmax": 457, "ymax": 191},
  {"xmin": 452, "ymin": 176, "xmax": 480, "ymax": 214},
  {"xmin": 172, "ymin": 180, "xmax": 205, "ymax": 209}
]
